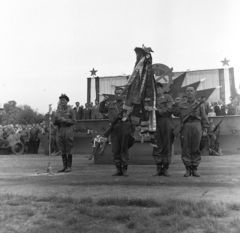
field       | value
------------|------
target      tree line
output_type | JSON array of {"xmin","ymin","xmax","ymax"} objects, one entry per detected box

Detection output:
[{"xmin": 0, "ymin": 100, "xmax": 44, "ymax": 125}]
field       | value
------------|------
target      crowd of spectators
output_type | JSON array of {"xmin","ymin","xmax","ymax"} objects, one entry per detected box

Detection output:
[
  {"xmin": 0, "ymin": 122, "xmax": 47, "ymax": 154},
  {"xmin": 74, "ymin": 95, "xmax": 240, "ymax": 121},
  {"xmin": 73, "ymin": 99, "xmax": 108, "ymax": 120},
  {"xmin": 0, "ymin": 95, "xmax": 239, "ymax": 155},
  {"xmin": 204, "ymin": 96, "xmax": 240, "ymax": 117}
]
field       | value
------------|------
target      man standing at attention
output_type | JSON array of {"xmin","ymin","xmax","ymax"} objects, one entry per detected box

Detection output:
[
  {"xmin": 99, "ymin": 87, "xmax": 131, "ymax": 176},
  {"xmin": 91, "ymin": 99, "xmax": 102, "ymax": 119},
  {"xmin": 54, "ymin": 94, "xmax": 76, "ymax": 173},
  {"xmin": 73, "ymin": 102, "xmax": 83, "ymax": 120},
  {"xmin": 83, "ymin": 103, "xmax": 92, "ymax": 119},
  {"xmin": 172, "ymin": 87, "xmax": 209, "ymax": 177},
  {"xmin": 227, "ymin": 96, "xmax": 236, "ymax": 115},
  {"xmin": 152, "ymin": 82, "xmax": 174, "ymax": 176},
  {"xmin": 29, "ymin": 123, "xmax": 40, "ymax": 154}
]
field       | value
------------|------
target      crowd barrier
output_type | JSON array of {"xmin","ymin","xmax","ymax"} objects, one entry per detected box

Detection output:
[{"xmin": 38, "ymin": 116, "xmax": 240, "ymax": 165}]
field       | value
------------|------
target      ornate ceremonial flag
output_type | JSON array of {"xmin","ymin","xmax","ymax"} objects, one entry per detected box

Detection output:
[{"xmin": 122, "ymin": 45, "xmax": 157, "ymax": 133}]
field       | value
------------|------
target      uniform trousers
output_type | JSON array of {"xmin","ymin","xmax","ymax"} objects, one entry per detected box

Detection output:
[
  {"xmin": 110, "ymin": 121, "xmax": 131, "ymax": 166},
  {"xmin": 58, "ymin": 126, "xmax": 74, "ymax": 155},
  {"xmin": 152, "ymin": 117, "xmax": 174, "ymax": 165},
  {"xmin": 180, "ymin": 121, "xmax": 202, "ymax": 166}
]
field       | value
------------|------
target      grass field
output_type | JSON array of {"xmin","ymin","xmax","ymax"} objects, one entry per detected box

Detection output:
[
  {"xmin": 1, "ymin": 194, "xmax": 240, "ymax": 233},
  {"xmin": 1, "ymin": 154, "xmax": 240, "ymax": 232}
]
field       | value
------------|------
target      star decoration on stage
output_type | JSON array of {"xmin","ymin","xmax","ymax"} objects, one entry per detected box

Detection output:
[
  {"xmin": 90, "ymin": 68, "xmax": 98, "ymax": 77},
  {"xmin": 221, "ymin": 58, "xmax": 230, "ymax": 66}
]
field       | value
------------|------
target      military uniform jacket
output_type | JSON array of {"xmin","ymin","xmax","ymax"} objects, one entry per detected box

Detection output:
[
  {"xmin": 172, "ymin": 99, "xmax": 209, "ymax": 129},
  {"xmin": 156, "ymin": 94, "xmax": 173, "ymax": 117},
  {"xmin": 99, "ymin": 100, "xmax": 124, "ymax": 122},
  {"xmin": 54, "ymin": 105, "xmax": 76, "ymax": 127}
]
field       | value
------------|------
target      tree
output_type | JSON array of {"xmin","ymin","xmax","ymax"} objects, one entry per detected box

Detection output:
[
  {"xmin": 0, "ymin": 101, "xmax": 44, "ymax": 125},
  {"xmin": 17, "ymin": 105, "xmax": 44, "ymax": 124}
]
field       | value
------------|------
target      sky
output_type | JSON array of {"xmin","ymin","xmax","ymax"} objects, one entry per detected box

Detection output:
[{"xmin": 0, "ymin": 0, "xmax": 239, "ymax": 113}]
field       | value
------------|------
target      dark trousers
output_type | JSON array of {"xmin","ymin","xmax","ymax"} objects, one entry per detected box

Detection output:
[
  {"xmin": 29, "ymin": 138, "xmax": 40, "ymax": 154},
  {"xmin": 153, "ymin": 117, "xmax": 174, "ymax": 165},
  {"xmin": 110, "ymin": 122, "xmax": 131, "ymax": 166},
  {"xmin": 20, "ymin": 136, "xmax": 28, "ymax": 153},
  {"xmin": 180, "ymin": 122, "xmax": 202, "ymax": 166},
  {"xmin": 51, "ymin": 135, "xmax": 60, "ymax": 153},
  {"xmin": 58, "ymin": 126, "xmax": 74, "ymax": 155}
]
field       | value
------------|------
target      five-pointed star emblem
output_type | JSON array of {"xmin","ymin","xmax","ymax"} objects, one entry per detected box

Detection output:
[
  {"xmin": 90, "ymin": 68, "xmax": 98, "ymax": 76},
  {"xmin": 221, "ymin": 58, "xmax": 230, "ymax": 66}
]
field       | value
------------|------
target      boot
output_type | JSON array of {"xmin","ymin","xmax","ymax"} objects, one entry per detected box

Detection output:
[
  {"xmin": 184, "ymin": 166, "xmax": 191, "ymax": 177},
  {"xmin": 192, "ymin": 166, "xmax": 200, "ymax": 177},
  {"xmin": 122, "ymin": 164, "xmax": 129, "ymax": 177},
  {"xmin": 162, "ymin": 164, "xmax": 170, "ymax": 177},
  {"xmin": 152, "ymin": 163, "xmax": 162, "ymax": 176},
  {"xmin": 65, "ymin": 154, "xmax": 72, "ymax": 172},
  {"xmin": 112, "ymin": 165, "xmax": 122, "ymax": 176},
  {"xmin": 58, "ymin": 154, "xmax": 67, "ymax": 172}
]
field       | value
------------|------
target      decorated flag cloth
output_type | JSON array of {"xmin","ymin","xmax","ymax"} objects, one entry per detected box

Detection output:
[{"xmin": 122, "ymin": 45, "xmax": 157, "ymax": 140}]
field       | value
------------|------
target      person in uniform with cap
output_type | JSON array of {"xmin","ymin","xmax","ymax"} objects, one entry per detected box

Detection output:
[
  {"xmin": 152, "ymin": 82, "xmax": 174, "ymax": 176},
  {"xmin": 99, "ymin": 87, "xmax": 131, "ymax": 176},
  {"xmin": 172, "ymin": 86, "xmax": 209, "ymax": 177},
  {"xmin": 54, "ymin": 94, "xmax": 76, "ymax": 172}
]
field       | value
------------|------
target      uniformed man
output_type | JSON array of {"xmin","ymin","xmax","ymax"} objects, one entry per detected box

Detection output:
[
  {"xmin": 54, "ymin": 94, "xmax": 76, "ymax": 172},
  {"xmin": 172, "ymin": 86, "xmax": 209, "ymax": 177},
  {"xmin": 152, "ymin": 82, "xmax": 174, "ymax": 176},
  {"xmin": 99, "ymin": 87, "xmax": 131, "ymax": 176}
]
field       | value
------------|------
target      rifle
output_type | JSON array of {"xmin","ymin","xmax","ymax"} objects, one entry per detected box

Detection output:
[
  {"xmin": 212, "ymin": 115, "xmax": 226, "ymax": 152},
  {"xmin": 213, "ymin": 115, "xmax": 226, "ymax": 133},
  {"xmin": 102, "ymin": 110, "xmax": 124, "ymax": 138},
  {"xmin": 173, "ymin": 99, "xmax": 204, "ymax": 137}
]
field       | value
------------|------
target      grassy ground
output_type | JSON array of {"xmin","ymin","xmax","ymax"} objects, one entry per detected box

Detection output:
[
  {"xmin": 1, "ymin": 194, "xmax": 240, "ymax": 233},
  {"xmin": 1, "ymin": 154, "xmax": 240, "ymax": 232}
]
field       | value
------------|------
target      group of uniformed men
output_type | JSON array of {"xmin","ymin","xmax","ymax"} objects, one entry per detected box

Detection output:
[{"xmin": 56, "ymin": 82, "xmax": 209, "ymax": 177}]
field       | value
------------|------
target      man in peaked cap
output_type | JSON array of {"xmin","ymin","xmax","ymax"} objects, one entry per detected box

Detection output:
[
  {"xmin": 54, "ymin": 94, "xmax": 76, "ymax": 172},
  {"xmin": 152, "ymin": 82, "xmax": 175, "ymax": 177}
]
